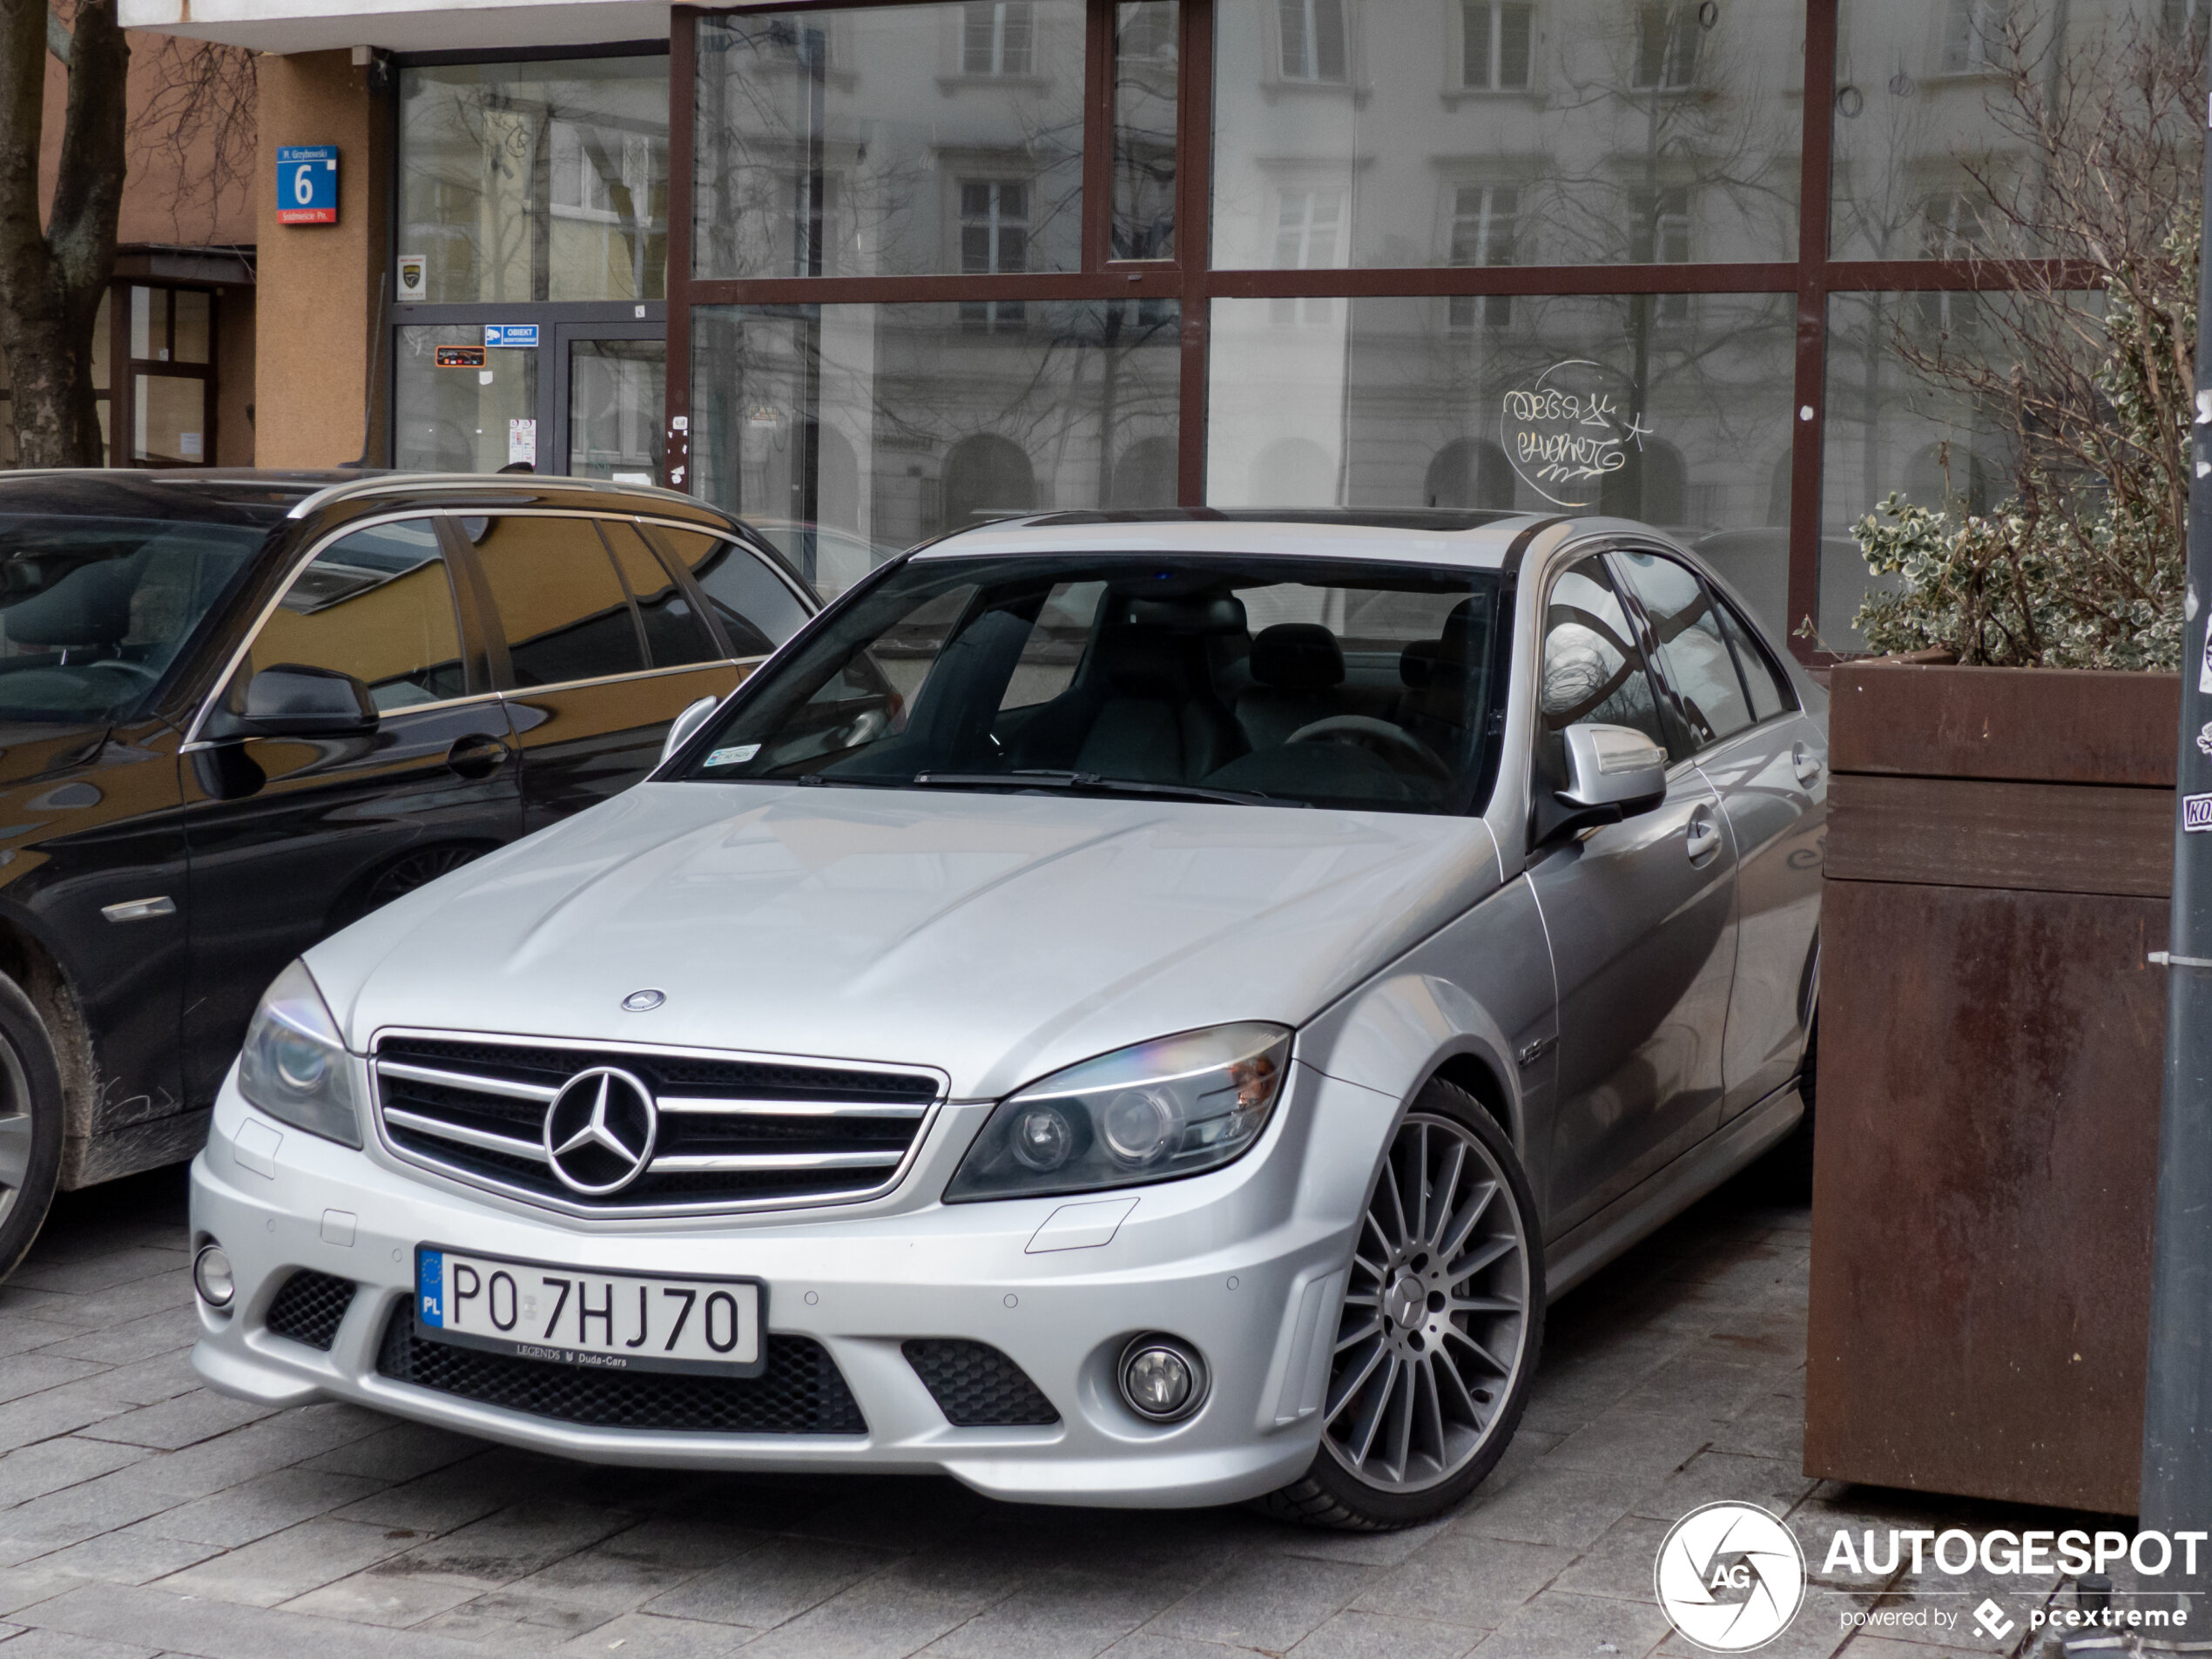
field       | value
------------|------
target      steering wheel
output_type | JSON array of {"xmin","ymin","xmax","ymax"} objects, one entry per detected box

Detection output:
[{"xmin": 1285, "ymin": 715, "xmax": 1453, "ymax": 782}]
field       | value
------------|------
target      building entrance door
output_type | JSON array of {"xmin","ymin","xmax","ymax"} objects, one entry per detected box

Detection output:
[
  {"xmin": 391, "ymin": 314, "xmax": 664, "ymax": 481},
  {"xmin": 553, "ymin": 323, "xmax": 664, "ymax": 483}
]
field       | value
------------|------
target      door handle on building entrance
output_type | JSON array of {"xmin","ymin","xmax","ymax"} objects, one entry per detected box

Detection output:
[
  {"xmin": 446, "ymin": 734, "xmax": 509, "ymax": 780},
  {"xmin": 1685, "ymin": 806, "xmax": 1721, "ymax": 863}
]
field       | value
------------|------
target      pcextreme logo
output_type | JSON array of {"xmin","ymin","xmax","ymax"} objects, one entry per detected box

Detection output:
[{"xmin": 1655, "ymin": 1502, "xmax": 1808, "ymax": 1653}]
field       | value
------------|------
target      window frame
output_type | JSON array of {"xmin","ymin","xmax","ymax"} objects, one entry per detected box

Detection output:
[{"xmin": 659, "ymin": 0, "xmax": 2102, "ymax": 668}]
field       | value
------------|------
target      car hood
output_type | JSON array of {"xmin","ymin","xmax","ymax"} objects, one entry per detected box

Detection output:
[{"xmin": 314, "ymin": 783, "xmax": 1502, "ymax": 1101}]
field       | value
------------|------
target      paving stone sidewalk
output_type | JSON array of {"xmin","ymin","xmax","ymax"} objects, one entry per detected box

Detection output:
[{"xmin": 0, "ymin": 1149, "xmax": 2131, "ymax": 1659}]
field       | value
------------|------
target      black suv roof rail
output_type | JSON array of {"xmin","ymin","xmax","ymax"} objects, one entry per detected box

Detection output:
[{"xmin": 283, "ymin": 472, "xmax": 717, "ymax": 522}]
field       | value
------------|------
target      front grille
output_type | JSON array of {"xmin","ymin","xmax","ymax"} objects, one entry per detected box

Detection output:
[
  {"xmin": 376, "ymin": 1309, "xmax": 867, "ymax": 1435},
  {"xmin": 903, "ymin": 1339, "xmax": 1059, "ymax": 1426},
  {"xmin": 264, "ymin": 1270, "xmax": 355, "ymax": 1351},
  {"xmin": 372, "ymin": 1034, "xmax": 943, "ymax": 1216}
]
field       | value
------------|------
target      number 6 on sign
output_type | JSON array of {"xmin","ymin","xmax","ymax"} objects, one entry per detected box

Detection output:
[{"xmin": 276, "ymin": 145, "xmax": 338, "ymax": 225}]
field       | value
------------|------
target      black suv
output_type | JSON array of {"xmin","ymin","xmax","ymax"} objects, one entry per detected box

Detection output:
[{"xmin": 0, "ymin": 470, "xmax": 815, "ymax": 1274}]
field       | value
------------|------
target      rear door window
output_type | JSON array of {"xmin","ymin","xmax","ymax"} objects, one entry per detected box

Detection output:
[
  {"xmin": 1711, "ymin": 596, "xmax": 1794, "ymax": 723},
  {"xmin": 1614, "ymin": 550, "xmax": 1754, "ymax": 750},
  {"xmin": 602, "ymin": 524, "xmax": 723, "ymax": 670},
  {"xmin": 465, "ymin": 515, "xmax": 647, "ymax": 688}
]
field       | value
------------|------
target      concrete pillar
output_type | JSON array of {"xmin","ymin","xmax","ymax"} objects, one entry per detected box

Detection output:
[{"xmin": 253, "ymin": 51, "xmax": 389, "ymax": 469}]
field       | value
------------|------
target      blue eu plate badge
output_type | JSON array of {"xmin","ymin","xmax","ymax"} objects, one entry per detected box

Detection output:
[{"xmin": 418, "ymin": 1248, "xmax": 445, "ymax": 1326}]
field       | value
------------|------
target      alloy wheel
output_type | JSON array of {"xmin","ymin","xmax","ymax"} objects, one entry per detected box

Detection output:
[
  {"xmin": 0, "ymin": 1038, "xmax": 34, "ymax": 1232},
  {"xmin": 1320, "ymin": 1109, "xmax": 1533, "ymax": 1494}
]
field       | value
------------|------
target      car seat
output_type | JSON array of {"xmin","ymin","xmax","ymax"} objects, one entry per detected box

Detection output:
[
  {"xmin": 1069, "ymin": 596, "xmax": 1250, "ymax": 784},
  {"xmin": 1399, "ymin": 598, "xmax": 1483, "ymax": 753},
  {"xmin": 1237, "ymin": 623, "xmax": 1345, "ymax": 750}
]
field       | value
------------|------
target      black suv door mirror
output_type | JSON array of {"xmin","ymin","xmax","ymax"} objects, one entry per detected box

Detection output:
[{"xmin": 236, "ymin": 664, "xmax": 380, "ymax": 738}]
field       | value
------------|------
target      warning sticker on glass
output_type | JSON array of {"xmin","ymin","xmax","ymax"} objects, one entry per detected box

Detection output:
[{"xmin": 507, "ymin": 418, "xmax": 536, "ymax": 467}]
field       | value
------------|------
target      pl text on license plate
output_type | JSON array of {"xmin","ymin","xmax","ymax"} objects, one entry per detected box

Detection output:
[{"xmin": 415, "ymin": 1247, "xmax": 762, "ymax": 1375}]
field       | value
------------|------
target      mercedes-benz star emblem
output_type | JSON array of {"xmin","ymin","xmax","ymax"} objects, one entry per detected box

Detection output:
[
  {"xmin": 622, "ymin": 988, "xmax": 665, "ymax": 1012},
  {"xmin": 543, "ymin": 1066, "xmax": 658, "ymax": 1196}
]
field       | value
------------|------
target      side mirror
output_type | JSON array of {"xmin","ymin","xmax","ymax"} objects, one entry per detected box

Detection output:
[
  {"xmin": 238, "ymin": 664, "xmax": 379, "ymax": 738},
  {"xmin": 660, "ymin": 695, "xmax": 720, "ymax": 766},
  {"xmin": 1559, "ymin": 724, "xmax": 1669, "ymax": 816}
]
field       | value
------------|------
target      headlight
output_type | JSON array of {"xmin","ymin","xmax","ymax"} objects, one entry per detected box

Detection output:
[
  {"xmin": 237, "ymin": 959, "xmax": 362, "ymax": 1148},
  {"xmin": 944, "ymin": 1022, "xmax": 1291, "ymax": 1203}
]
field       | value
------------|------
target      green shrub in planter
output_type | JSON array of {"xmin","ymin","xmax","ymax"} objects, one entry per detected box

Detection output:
[{"xmin": 1849, "ymin": 231, "xmax": 2194, "ymax": 671}]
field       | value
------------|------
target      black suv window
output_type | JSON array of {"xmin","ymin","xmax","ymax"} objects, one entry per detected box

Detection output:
[
  {"xmin": 646, "ymin": 527, "xmax": 810, "ymax": 657},
  {"xmin": 0, "ymin": 516, "xmax": 263, "ymax": 721},
  {"xmin": 1614, "ymin": 550, "xmax": 1754, "ymax": 750},
  {"xmin": 245, "ymin": 517, "xmax": 469, "ymax": 711},
  {"xmin": 602, "ymin": 525, "xmax": 722, "ymax": 670},
  {"xmin": 468, "ymin": 515, "xmax": 649, "ymax": 687}
]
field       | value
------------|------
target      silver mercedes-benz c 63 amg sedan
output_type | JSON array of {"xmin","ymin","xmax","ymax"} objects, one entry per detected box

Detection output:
[{"xmin": 186, "ymin": 509, "xmax": 1825, "ymax": 1530}]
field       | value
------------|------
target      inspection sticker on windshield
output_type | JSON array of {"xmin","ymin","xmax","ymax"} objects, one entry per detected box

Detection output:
[
  {"xmin": 415, "ymin": 1246, "xmax": 763, "ymax": 1376},
  {"xmin": 2187, "ymin": 792, "xmax": 2212, "ymax": 832},
  {"xmin": 704, "ymin": 744, "xmax": 759, "ymax": 767}
]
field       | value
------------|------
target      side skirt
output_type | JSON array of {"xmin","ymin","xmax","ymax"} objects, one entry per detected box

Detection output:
[
  {"xmin": 1541, "ymin": 1081, "xmax": 1804, "ymax": 1301},
  {"xmin": 61, "ymin": 1108, "xmax": 212, "ymax": 1190}
]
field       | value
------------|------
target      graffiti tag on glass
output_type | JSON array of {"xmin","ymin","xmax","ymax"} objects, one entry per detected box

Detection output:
[{"xmin": 1501, "ymin": 359, "xmax": 1654, "ymax": 508}]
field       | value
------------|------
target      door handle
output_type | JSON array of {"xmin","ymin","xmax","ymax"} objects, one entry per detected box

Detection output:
[
  {"xmin": 1792, "ymin": 742, "xmax": 1823, "ymax": 786},
  {"xmin": 446, "ymin": 734, "xmax": 509, "ymax": 781},
  {"xmin": 1685, "ymin": 806, "xmax": 1722, "ymax": 863}
]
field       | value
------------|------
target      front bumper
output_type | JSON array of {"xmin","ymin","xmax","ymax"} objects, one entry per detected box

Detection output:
[{"xmin": 188, "ymin": 1059, "xmax": 1395, "ymax": 1507}]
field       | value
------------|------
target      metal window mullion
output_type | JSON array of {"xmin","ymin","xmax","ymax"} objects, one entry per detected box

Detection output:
[{"xmin": 1787, "ymin": 0, "xmax": 1840, "ymax": 661}]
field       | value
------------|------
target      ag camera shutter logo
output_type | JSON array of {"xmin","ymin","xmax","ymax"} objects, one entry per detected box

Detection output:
[{"xmin": 1656, "ymin": 1502, "xmax": 1806, "ymax": 1652}]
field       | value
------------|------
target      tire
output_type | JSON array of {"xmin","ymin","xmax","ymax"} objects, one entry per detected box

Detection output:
[
  {"xmin": 0, "ymin": 973, "xmax": 67, "ymax": 1283},
  {"xmin": 1258, "ymin": 1076, "xmax": 1545, "ymax": 1531},
  {"xmin": 342, "ymin": 844, "xmax": 488, "ymax": 927}
]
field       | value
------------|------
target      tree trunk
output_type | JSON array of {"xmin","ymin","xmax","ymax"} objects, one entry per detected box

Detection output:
[{"xmin": 0, "ymin": 0, "xmax": 126, "ymax": 468}]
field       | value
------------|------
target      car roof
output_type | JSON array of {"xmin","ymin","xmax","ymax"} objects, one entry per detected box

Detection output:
[
  {"xmin": 0, "ymin": 469, "xmax": 351, "ymax": 527},
  {"xmin": 0, "ymin": 469, "xmax": 739, "ymax": 535},
  {"xmin": 908, "ymin": 508, "xmax": 1579, "ymax": 570}
]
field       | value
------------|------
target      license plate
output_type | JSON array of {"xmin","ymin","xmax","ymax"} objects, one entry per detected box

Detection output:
[{"xmin": 413, "ymin": 1246, "xmax": 764, "ymax": 1377}]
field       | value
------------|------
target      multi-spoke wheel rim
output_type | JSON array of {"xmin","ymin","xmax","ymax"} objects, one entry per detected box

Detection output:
[
  {"xmin": 0, "ymin": 1039, "xmax": 33, "ymax": 1231},
  {"xmin": 1321, "ymin": 1110, "xmax": 1531, "ymax": 1494}
]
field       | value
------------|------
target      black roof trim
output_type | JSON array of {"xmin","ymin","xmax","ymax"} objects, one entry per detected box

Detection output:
[{"xmin": 1499, "ymin": 516, "xmax": 1568, "ymax": 578}]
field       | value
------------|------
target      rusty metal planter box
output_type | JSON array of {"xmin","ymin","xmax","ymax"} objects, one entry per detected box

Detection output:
[{"xmin": 1804, "ymin": 664, "xmax": 2179, "ymax": 1514}]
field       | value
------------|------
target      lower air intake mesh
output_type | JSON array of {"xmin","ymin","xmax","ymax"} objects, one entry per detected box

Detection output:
[
  {"xmin": 263, "ymin": 1270, "xmax": 356, "ymax": 1351},
  {"xmin": 902, "ymin": 1339, "xmax": 1059, "ymax": 1426},
  {"xmin": 376, "ymin": 1310, "xmax": 867, "ymax": 1435}
]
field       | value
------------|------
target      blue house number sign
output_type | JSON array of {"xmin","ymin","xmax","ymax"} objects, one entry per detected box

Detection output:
[{"xmin": 276, "ymin": 145, "xmax": 338, "ymax": 225}]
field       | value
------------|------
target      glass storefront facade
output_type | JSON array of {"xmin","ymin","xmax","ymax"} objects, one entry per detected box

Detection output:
[
  {"xmin": 386, "ymin": 0, "xmax": 2163, "ymax": 654},
  {"xmin": 391, "ymin": 53, "xmax": 671, "ymax": 478}
]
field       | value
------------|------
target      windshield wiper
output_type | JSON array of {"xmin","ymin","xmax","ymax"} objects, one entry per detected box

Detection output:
[
  {"xmin": 786, "ymin": 772, "xmax": 910, "ymax": 789},
  {"xmin": 910, "ymin": 770, "xmax": 1304, "ymax": 808}
]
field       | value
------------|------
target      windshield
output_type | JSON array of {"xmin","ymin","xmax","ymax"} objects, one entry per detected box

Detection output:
[
  {"xmin": 680, "ymin": 554, "xmax": 1507, "ymax": 814},
  {"xmin": 0, "ymin": 516, "xmax": 266, "ymax": 722}
]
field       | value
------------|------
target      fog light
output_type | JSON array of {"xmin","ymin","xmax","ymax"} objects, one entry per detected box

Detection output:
[
  {"xmin": 1118, "ymin": 1333, "xmax": 1206, "ymax": 1423},
  {"xmin": 192, "ymin": 1244, "xmax": 234, "ymax": 1310}
]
